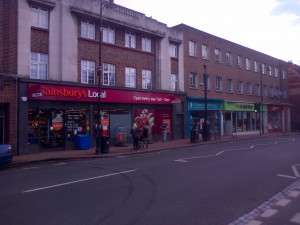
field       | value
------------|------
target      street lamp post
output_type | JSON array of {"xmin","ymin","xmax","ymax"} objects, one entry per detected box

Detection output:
[
  {"xmin": 96, "ymin": 0, "xmax": 114, "ymax": 154},
  {"xmin": 260, "ymin": 64, "xmax": 269, "ymax": 136},
  {"xmin": 202, "ymin": 65, "xmax": 208, "ymax": 141}
]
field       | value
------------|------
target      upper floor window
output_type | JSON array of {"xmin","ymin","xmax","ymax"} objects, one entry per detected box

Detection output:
[
  {"xmin": 226, "ymin": 52, "xmax": 232, "ymax": 65},
  {"xmin": 202, "ymin": 45, "xmax": 209, "ymax": 60},
  {"xmin": 142, "ymin": 37, "xmax": 151, "ymax": 52},
  {"xmin": 282, "ymin": 70, "xmax": 287, "ymax": 79},
  {"xmin": 81, "ymin": 20, "xmax": 95, "ymax": 39},
  {"xmin": 255, "ymin": 84, "xmax": 260, "ymax": 96},
  {"xmin": 171, "ymin": 74, "xmax": 178, "ymax": 91},
  {"xmin": 103, "ymin": 63, "xmax": 115, "ymax": 86},
  {"xmin": 31, "ymin": 6, "xmax": 48, "ymax": 29},
  {"xmin": 268, "ymin": 65, "xmax": 272, "ymax": 76},
  {"xmin": 274, "ymin": 67, "xmax": 279, "ymax": 78},
  {"xmin": 125, "ymin": 32, "xmax": 136, "ymax": 48},
  {"xmin": 203, "ymin": 74, "xmax": 211, "ymax": 90},
  {"xmin": 270, "ymin": 86, "xmax": 274, "ymax": 97},
  {"xmin": 125, "ymin": 67, "xmax": 136, "ymax": 88},
  {"xmin": 254, "ymin": 61, "xmax": 259, "ymax": 72},
  {"xmin": 262, "ymin": 63, "xmax": 266, "ymax": 74},
  {"xmin": 246, "ymin": 58, "xmax": 251, "ymax": 70},
  {"xmin": 246, "ymin": 82, "xmax": 252, "ymax": 95},
  {"xmin": 215, "ymin": 49, "xmax": 222, "ymax": 63},
  {"xmin": 142, "ymin": 70, "xmax": 152, "ymax": 89},
  {"xmin": 263, "ymin": 85, "xmax": 267, "ymax": 97},
  {"xmin": 227, "ymin": 79, "xmax": 233, "ymax": 93},
  {"xmin": 215, "ymin": 76, "xmax": 222, "ymax": 91},
  {"xmin": 189, "ymin": 72, "xmax": 197, "ymax": 88},
  {"xmin": 237, "ymin": 55, "xmax": 242, "ymax": 68},
  {"xmin": 103, "ymin": 26, "xmax": 115, "ymax": 44},
  {"xmin": 189, "ymin": 41, "xmax": 196, "ymax": 57},
  {"xmin": 81, "ymin": 60, "xmax": 95, "ymax": 84},
  {"xmin": 238, "ymin": 81, "xmax": 243, "ymax": 94},
  {"xmin": 31, "ymin": 52, "xmax": 48, "ymax": 80},
  {"xmin": 170, "ymin": 44, "xmax": 178, "ymax": 58}
]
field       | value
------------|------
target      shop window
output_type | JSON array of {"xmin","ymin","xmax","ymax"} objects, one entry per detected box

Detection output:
[{"xmin": 66, "ymin": 109, "xmax": 89, "ymax": 139}]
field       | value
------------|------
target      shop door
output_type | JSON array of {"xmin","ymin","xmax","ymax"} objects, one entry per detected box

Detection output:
[
  {"xmin": 175, "ymin": 114, "xmax": 184, "ymax": 139},
  {"xmin": 39, "ymin": 110, "xmax": 65, "ymax": 149}
]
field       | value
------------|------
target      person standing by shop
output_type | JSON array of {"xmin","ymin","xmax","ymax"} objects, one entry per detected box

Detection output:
[
  {"xmin": 130, "ymin": 123, "xmax": 140, "ymax": 150},
  {"xmin": 160, "ymin": 121, "xmax": 168, "ymax": 142}
]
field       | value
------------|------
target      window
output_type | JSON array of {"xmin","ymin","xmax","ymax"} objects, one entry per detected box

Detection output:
[
  {"xmin": 263, "ymin": 85, "xmax": 267, "ymax": 96},
  {"xmin": 125, "ymin": 32, "xmax": 136, "ymax": 48},
  {"xmin": 103, "ymin": 26, "xmax": 115, "ymax": 44},
  {"xmin": 142, "ymin": 70, "xmax": 152, "ymax": 89},
  {"xmin": 30, "ymin": 52, "xmax": 48, "ymax": 80},
  {"xmin": 215, "ymin": 76, "xmax": 222, "ymax": 91},
  {"xmin": 170, "ymin": 44, "xmax": 178, "ymax": 58},
  {"xmin": 237, "ymin": 55, "xmax": 242, "ymax": 68},
  {"xmin": 202, "ymin": 45, "xmax": 209, "ymax": 60},
  {"xmin": 189, "ymin": 72, "xmax": 197, "ymax": 88},
  {"xmin": 215, "ymin": 49, "xmax": 222, "ymax": 63},
  {"xmin": 227, "ymin": 79, "xmax": 233, "ymax": 93},
  {"xmin": 125, "ymin": 67, "xmax": 136, "ymax": 88},
  {"xmin": 171, "ymin": 74, "xmax": 178, "ymax": 91},
  {"xmin": 226, "ymin": 52, "xmax": 232, "ymax": 65},
  {"xmin": 255, "ymin": 84, "xmax": 260, "ymax": 96},
  {"xmin": 81, "ymin": 60, "xmax": 95, "ymax": 84},
  {"xmin": 268, "ymin": 65, "xmax": 272, "ymax": 76},
  {"xmin": 274, "ymin": 67, "xmax": 279, "ymax": 78},
  {"xmin": 270, "ymin": 86, "xmax": 274, "ymax": 97},
  {"xmin": 189, "ymin": 41, "xmax": 196, "ymax": 57},
  {"xmin": 103, "ymin": 63, "xmax": 115, "ymax": 86},
  {"xmin": 142, "ymin": 37, "xmax": 151, "ymax": 52},
  {"xmin": 246, "ymin": 82, "xmax": 252, "ymax": 95},
  {"xmin": 81, "ymin": 20, "xmax": 95, "ymax": 39},
  {"xmin": 238, "ymin": 81, "xmax": 243, "ymax": 94},
  {"xmin": 254, "ymin": 61, "xmax": 259, "ymax": 72},
  {"xmin": 31, "ymin": 6, "xmax": 48, "ymax": 29},
  {"xmin": 282, "ymin": 70, "xmax": 287, "ymax": 79},
  {"xmin": 262, "ymin": 63, "xmax": 266, "ymax": 74},
  {"xmin": 246, "ymin": 58, "xmax": 251, "ymax": 70},
  {"xmin": 203, "ymin": 74, "xmax": 211, "ymax": 90}
]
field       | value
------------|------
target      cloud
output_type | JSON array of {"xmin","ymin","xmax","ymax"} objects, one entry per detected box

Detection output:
[{"xmin": 272, "ymin": 0, "xmax": 300, "ymax": 24}]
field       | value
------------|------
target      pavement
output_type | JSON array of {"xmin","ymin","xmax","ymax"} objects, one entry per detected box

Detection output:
[{"xmin": 6, "ymin": 132, "xmax": 300, "ymax": 225}]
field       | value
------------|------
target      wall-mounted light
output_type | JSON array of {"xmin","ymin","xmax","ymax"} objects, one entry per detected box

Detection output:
[{"xmin": 21, "ymin": 96, "xmax": 27, "ymax": 102}]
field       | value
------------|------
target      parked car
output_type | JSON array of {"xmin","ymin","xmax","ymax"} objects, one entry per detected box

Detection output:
[{"xmin": 0, "ymin": 144, "xmax": 13, "ymax": 165}]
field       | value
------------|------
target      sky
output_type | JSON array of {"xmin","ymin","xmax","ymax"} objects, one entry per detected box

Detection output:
[{"xmin": 114, "ymin": 0, "xmax": 300, "ymax": 65}]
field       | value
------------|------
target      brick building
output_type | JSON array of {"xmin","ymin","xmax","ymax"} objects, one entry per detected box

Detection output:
[
  {"xmin": 172, "ymin": 24, "xmax": 290, "ymax": 137},
  {"xmin": 288, "ymin": 63, "xmax": 300, "ymax": 131}
]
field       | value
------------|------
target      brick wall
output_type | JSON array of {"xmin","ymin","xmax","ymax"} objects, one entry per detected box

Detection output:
[{"xmin": 31, "ymin": 28, "xmax": 49, "ymax": 53}]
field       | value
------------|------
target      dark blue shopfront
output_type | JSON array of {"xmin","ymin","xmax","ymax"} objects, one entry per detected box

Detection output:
[{"xmin": 187, "ymin": 97, "xmax": 224, "ymax": 137}]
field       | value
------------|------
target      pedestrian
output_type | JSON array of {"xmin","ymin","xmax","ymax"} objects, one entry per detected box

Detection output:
[
  {"xmin": 130, "ymin": 123, "xmax": 140, "ymax": 150},
  {"xmin": 160, "ymin": 121, "xmax": 168, "ymax": 142}
]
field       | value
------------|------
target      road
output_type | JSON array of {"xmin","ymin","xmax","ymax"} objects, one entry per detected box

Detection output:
[{"xmin": 1, "ymin": 135, "xmax": 300, "ymax": 225}]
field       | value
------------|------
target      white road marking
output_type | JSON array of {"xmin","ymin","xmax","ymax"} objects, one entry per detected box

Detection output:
[
  {"xmin": 277, "ymin": 174, "xmax": 297, "ymax": 179},
  {"xmin": 22, "ymin": 169, "xmax": 137, "ymax": 193},
  {"xmin": 260, "ymin": 208, "xmax": 278, "ymax": 218},
  {"xmin": 22, "ymin": 167, "xmax": 38, "ymax": 170},
  {"xmin": 275, "ymin": 198, "xmax": 291, "ymax": 207},
  {"xmin": 245, "ymin": 220, "xmax": 262, "ymax": 225},
  {"xmin": 289, "ymin": 191, "xmax": 300, "ymax": 198},
  {"xmin": 290, "ymin": 213, "xmax": 300, "ymax": 224},
  {"xmin": 292, "ymin": 165, "xmax": 300, "ymax": 177},
  {"xmin": 53, "ymin": 163, "xmax": 66, "ymax": 166}
]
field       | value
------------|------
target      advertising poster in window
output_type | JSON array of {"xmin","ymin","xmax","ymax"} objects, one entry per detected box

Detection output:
[{"xmin": 52, "ymin": 111, "xmax": 63, "ymax": 131}]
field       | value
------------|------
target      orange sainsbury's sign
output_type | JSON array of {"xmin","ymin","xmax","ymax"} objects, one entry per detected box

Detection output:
[{"xmin": 28, "ymin": 83, "xmax": 180, "ymax": 105}]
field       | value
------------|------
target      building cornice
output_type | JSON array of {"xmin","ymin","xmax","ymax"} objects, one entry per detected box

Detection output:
[{"xmin": 27, "ymin": 0, "xmax": 56, "ymax": 9}]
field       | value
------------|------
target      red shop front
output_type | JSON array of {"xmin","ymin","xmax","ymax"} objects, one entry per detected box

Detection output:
[
  {"xmin": 267, "ymin": 105, "xmax": 288, "ymax": 133},
  {"xmin": 20, "ymin": 83, "xmax": 181, "ymax": 154}
]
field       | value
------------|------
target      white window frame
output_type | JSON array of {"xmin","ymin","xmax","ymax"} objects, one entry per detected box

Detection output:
[
  {"xmin": 226, "ymin": 52, "xmax": 232, "ymax": 65},
  {"xmin": 268, "ymin": 65, "xmax": 272, "ymax": 76},
  {"xmin": 282, "ymin": 70, "xmax": 287, "ymax": 79},
  {"xmin": 254, "ymin": 61, "xmax": 259, "ymax": 72},
  {"xmin": 171, "ymin": 74, "xmax": 178, "ymax": 91},
  {"xmin": 215, "ymin": 76, "xmax": 222, "ymax": 91},
  {"xmin": 246, "ymin": 58, "xmax": 251, "ymax": 70},
  {"xmin": 189, "ymin": 72, "xmax": 197, "ymax": 88},
  {"xmin": 189, "ymin": 41, "xmax": 196, "ymax": 57},
  {"xmin": 263, "ymin": 85, "xmax": 267, "ymax": 97},
  {"xmin": 81, "ymin": 20, "xmax": 95, "ymax": 39},
  {"xmin": 103, "ymin": 26, "xmax": 115, "ymax": 44},
  {"xmin": 170, "ymin": 44, "xmax": 178, "ymax": 58},
  {"xmin": 81, "ymin": 60, "xmax": 95, "ymax": 84},
  {"xmin": 125, "ymin": 67, "xmax": 136, "ymax": 88},
  {"xmin": 202, "ymin": 45, "xmax": 209, "ymax": 60},
  {"xmin": 31, "ymin": 6, "xmax": 48, "ymax": 29},
  {"xmin": 125, "ymin": 32, "xmax": 136, "ymax": 48},
  {"xmin": 238, "ymin": 81, "xmax": 243, "ymax": 94},
  {"xmin": 203, "ymin": 74, "xmax": 211, "ymax": 90},
  {"xmin": 255, "ymin": 84, "xmax": 260, "ymax": 96},
  {"xmin": 215, "ymin": 49, "xmax": 222, "ymax": 63},
  {"xmin": 30, "ymin": 52, "xmax": 48, "ymax": 80},
  {"xmin": 103, "ymin": 63, "xmax": 115, "ymax": 86},
  {"xmin": 270, "ymin": 86, "xmax": 274, "ymax": 97},
  {"xmin": 274, "ymin": 67, "xmax": 279, "ymax": 78},
  {"xmin": 142, "ymin": 37, "xmax": 151, "ymax": 52},
  {"xmin": 227, "ymin": 79, "xmax": 233, "ymax": 93},
  {"xmin": 246, "ymin": 82, "xmax": 252, "ymax": 95},
  {"xmin": 237, "ymin": 55, "xmax": 242, "ymax": 68},
  {"xmin": 142, "ymin": 69, "xmax": 152, "ymax": 89},
  {"xmin": 262, "ymin": 63, "xmax": 266, "ymax": 74}
]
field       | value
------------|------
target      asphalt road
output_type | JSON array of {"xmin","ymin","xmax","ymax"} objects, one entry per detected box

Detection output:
[{"xmin": 1, "ymin": 135, "xmax": 300, "ymax": 225}]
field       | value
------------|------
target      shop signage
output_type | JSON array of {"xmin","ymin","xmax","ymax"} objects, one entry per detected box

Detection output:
[
  {"xmin": 268, "ymin": 105, "xmax": 288, "ymax": 111},
  {"xmin": 224, "ymin": 102, "xmax": 255, "ymax": 112},
  {"xmin": 188, "ymin": 101, "xmax": 221, "ymax": 110},
  {"xmin": 28, "ymin": 83, "xmax": 180, "ymax": 105}
]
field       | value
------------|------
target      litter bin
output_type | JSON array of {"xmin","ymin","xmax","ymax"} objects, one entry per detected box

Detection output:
[
  {"xmin": 101, "ymin": 136, "xmax": 110, "ymax": 153},
  {"xmin": 190, "ymin": 128, "xmax": 199, "ymax": 143},
  {"xmin": 75, "ymin": 134, "xmax": 91, "ymax": 150}
]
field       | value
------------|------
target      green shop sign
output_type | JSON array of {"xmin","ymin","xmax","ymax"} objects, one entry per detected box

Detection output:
[{"xmin": 223, "ymin": 102, "xmax": 266, "ymax": 111}]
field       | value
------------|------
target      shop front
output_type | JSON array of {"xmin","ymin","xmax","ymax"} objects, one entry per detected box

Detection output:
[
  {"xmin": 18, "ymin": 82, "xmax": 182, "ymax": 155},
  {"xmin": 223, "ymin": 102, "xmax": 265, "ymax": 135},
  {"xmin": 267, "ymin": 105, "xmax": 288, "ymax": 133},
  {"xmin": 187, "ymin": 97, "xmax": 223, "ymax": 137}
]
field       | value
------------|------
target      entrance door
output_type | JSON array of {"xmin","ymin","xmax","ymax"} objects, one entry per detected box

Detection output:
[{"xmin": 174, "ymin": 114, "xmax": 184, "ymax": 139}]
